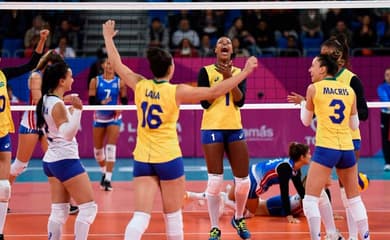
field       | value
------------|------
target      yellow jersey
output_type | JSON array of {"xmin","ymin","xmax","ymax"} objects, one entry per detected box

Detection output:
[
  {"xmin": 335, "ymin": 68, "xmax": 361, "ymax": 140},
  {"xmin": 133, "ymin": 79, "xmax": 182, "ymax": 163},
  {"xmin": 313, "ymin": 78, "xmax": 355, "ymax": 150},
  {"xmin": 200, "ymin": 64, "xmax": 243, "ymax": 130},
  {"xmin": 0, "ymin": 71, "xmax": 14, "ymax": 137}
]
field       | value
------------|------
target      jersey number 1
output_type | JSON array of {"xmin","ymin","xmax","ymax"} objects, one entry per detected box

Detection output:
[{"xmin": 0, "ymin": 95, "xmax": 5, "ymax": 112}]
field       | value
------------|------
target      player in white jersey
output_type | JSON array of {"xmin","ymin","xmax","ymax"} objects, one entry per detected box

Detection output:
[
  {"xmin": 9, "ymin": 50, "xmax": 78, "ymax": 214},
  {"xmin": 35, "ymin": 62, "xmax": 97, "ymax": 240}
]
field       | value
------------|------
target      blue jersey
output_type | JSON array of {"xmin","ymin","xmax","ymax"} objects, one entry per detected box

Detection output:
[
  {"xmin": 250, "ymin": 158, "xmax": 296, "ymax": 196},
  {"xmin": 94, "ymin": 75, "xmax": 121, "ymax": 122}
]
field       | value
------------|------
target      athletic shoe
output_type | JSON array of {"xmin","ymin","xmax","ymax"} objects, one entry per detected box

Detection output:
[
  {"xmin": 100, "ymin": 173, "xmax": 106, "ymax": 188},
  {"xmin": 384, "ymin": 164, "xmax": 390, "ymax": 171},
  {"xmin": 69, "ymin": 205, "xmax": 79, "ymax": 215},
  {"xmin": 325, "ymin": 231, "xmax": 345, "ymax": 240},
  {"xmin": 208, "ymin": 227, "xmax": 221, "ymax": 240},
  {"xmin": 103, "ymin": 180, "xmax": 113, "ymax": 191},
  {"xmin": 231, "ymin": 217, "xmax": 251, "ymax": 239}
]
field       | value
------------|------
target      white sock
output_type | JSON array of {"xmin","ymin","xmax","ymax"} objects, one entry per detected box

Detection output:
[
  {"xmin": 234, "ymin": 176, "xmax": 250, "ymax": 219},
  {"xmin": 207, "ymin": 194, "xmax": 221, "ymax": 227},
  {"xmin": 125, "ymin": 211, "xmax": 150, "ymax": 240},
  {"xmin": 0, "ymin": 202, "xmax": 8, "ymax": 233},
  {"xmin": 105, "ymin": 172, "xmax": 112, "ymax": 181},
  {"xmin": 341, "ymin": 188, "xmax": 358, "ymax": 239},
  {"xmin": 348, "ymin": 196, "xmax": 370, "ymax": 240},
  {"xmin": 318, "ymin": 189, "xmax": 337, "ymax": 235},
  {"xmin": 303, "ymin": 195, "xmax": 321, "ymax": 240}
]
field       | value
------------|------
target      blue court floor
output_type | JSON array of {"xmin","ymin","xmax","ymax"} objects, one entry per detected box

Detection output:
[{"xmin": 15, "ymin": 156, "xmax": 390, "ymax": 183}]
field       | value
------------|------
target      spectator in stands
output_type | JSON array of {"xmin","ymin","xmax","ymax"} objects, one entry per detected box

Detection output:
[
  {"xmin": 279, "ymin": 35, "xmax": 301, "ymax": 57},
  {"xmin": 377, "ymin": 67, "xmax": 390, "ymax": 171},
  {"xmin": 299, "ymin": 9, "xmax": 323, "ymax": 39},
  {"xmin": 171, "ymin": 18, "xmax": 200, "ymax": 49},
  {"xmin": 227, "ymin": 17, "xmax": 258, "ymax": 56},
  {"xmin": 329, "ymin": 20, "xmax": 353, "ymax": 46},
  {"xmin": 323, "ymin": 9, "xmax": 351, "ymax": 39},
  {"xmin": 52, "ymin": 19, "xmax": 78, "ymax": 51},
  {"xmin": 1, "ymin": 10, "xmax": 28, "ymax": 57},
  {"xmin": 352, "ymin": 14, "xmax": 378, "ymax": 56},
  {"xmin": 197, "ymin": 10, "xmax": 222, "ymax": 41},
  {"xmin": 174, "ymin": 38, "xmax": 199, "ymax": 58},
  {"xmin": 253, "ymin": 19, "xmax": 276, "ymax": 56},
  {"xmin": 379, "ymin": 13, "xmax": 390, "ymax": 48},
  {"xmin": 24, "ymin": 15, "xmax": 50, "ymax": 51},
  {"xmin": 146, "ymin": 17, "xmax": 169, "ymax": 51},
  {"xmin": 168, "ymin": 10, "xmax": 197, "ymax": 35},
  {"xmin": 199, "ymin": 34, "xmax": 215, "ymax": 57},
  {"xmin": 232, "ymin": 36, "xmax": 250, "ymax": 58},
  {"xmin": 54, "ymin": 35, "xmax": 76, "ymax": 58},
  {"xmin": 272, "ymin": 9, "xmax": 300, "ymax": 45}
]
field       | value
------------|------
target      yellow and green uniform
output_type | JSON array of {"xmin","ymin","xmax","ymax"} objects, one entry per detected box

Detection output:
[
  {"xmin": 313, "ymin": 78, "xmax": 356, "ymax": 150},
  {"xmin": 0, "ymin": 71, "xmax": 14, "ymax": 138},
  {"xmin": 200, "ymin": 64, "xmax": 243, "ymax": 130},
  {"xmin": 133, "ymin": 79, "xmax": 182, "ymax": 163}
]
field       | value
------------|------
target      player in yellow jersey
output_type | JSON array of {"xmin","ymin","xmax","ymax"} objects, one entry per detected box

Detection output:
[
  {"xmin": 102, "ymin": 20, "xmax": 258, "ymax": 240},
  {"xmin": 289, "ymin": 34, "xmax": 369, "ymax": 240},
  {"xmin": 299, "ymin": 54, "xmax": 369, "ymax": 240},
  {"xmin": 197, "ymin": 36, "xmax": 252, "ymax": 240},
  {"xmin": 0, "ymin": 29, "xmax": 49, "ymax": 240}
]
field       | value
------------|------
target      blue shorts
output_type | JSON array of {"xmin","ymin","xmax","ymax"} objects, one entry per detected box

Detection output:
[
  {"xmin": 43, "ymin": 159, "xmax": 85, "ymax": 182},
  {"xmin": 312, "ymin": 146, "xmax": 356, "ymax": 169},
  {"xmin": 353, "ymin": 139, "xmax": 361, "ymax": 151},
  {"xmin": 133, "ymin": 157, "xmax": 184, "ymax": 180},
  {"xmin": 266, "ymin": 195, "xmax": 287, "ymax": 216},
  {"xmin": 0, "ymin": 134, "xmax": 11, "ymax": 152},
  {"xmin": 93, "ymin": 119, "xmax": 122, "ymax": 128},
  {"xmin": 201, "ymin": 129, "xmax": 245, "ymax": 144},
  {"xmin": 19, "ymin": 125, "xmax": 44, "ymax": 136}
]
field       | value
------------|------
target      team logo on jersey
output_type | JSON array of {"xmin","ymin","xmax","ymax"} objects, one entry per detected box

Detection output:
[{"xmin": 0, "ymin": 82, "xmax": 4, "ymax": 88}]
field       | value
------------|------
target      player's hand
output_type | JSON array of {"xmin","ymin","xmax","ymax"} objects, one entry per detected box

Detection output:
[
  {"xmin": 287, "ymin": 215, "xmax": 300, "ymax": 224},
  {"xmin": 101, "ymin": 96, "xmax": 112, "ymax": 105},
  {"xmin": 243, "ymin": 56, "xmax": 258, "ymax": 74},
  {"xmin": 102, "ymin": 20, "xmax": 118, "ymax": 39},
  {"xmin": 39, "ymin": 29, "xmax": 50, "ymax": 41},
  {"xmin": 287, "ymin": 92, "xmax": 305, "ymax": 105},
  {"xmin": 215, "ymin": 61, "xmax": 233, "ymax": 79},
  {"xmin": 70, "ymin": 94, "xmax": 83, "ymax": 110}
]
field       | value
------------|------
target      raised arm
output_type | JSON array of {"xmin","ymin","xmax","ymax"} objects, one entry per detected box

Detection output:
[{"xmin": 102, "ymin": 20, "xmax": 142, "ymax": 91}]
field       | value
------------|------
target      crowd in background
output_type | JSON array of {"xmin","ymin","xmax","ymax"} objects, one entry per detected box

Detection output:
[{"xmin": 1, "ymin": 7, "xmax": 390, "ymax": 58}]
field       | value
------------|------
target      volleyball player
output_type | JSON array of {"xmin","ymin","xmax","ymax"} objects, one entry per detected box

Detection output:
[
  {"xmin": 298, "ymin": 54, "xmax": 369, "ymax": 240},
  {"xmin": 288, "ymin": 34, "xmax": 369, "ymax": 240},
  {"xmin": 8, "ymin": 50, "xmax": 79, "ymax": 215},
  {"xmin": 0, "ymin": 29, "xmax": 49, "ymax": 240},
  {"xmin": 88, "ymin": 57, "xmax": 127, "ymax": 191},
  {"xmin": 102, "ymin": 19, "xmax": 257, "ymax": 240},
  {"xmin": 36, "ymin": 62, "xmax": 97, "ymax": 240},
  {"xmin": 197, "ymin": 36, "xmax": 252, "ymax": 240}
]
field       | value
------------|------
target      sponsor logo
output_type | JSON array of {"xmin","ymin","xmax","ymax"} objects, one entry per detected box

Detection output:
[{"xmin": 243, "ymin": 125, "xmax": 274, "ymax": 141}]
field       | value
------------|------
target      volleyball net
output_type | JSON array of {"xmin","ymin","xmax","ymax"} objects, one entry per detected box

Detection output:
[{"xmin": 2, "ymin": 1, "xmax": 390, "ymax": 159}]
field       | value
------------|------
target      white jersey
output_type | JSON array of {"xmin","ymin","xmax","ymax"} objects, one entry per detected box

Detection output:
[{"xmin": 42, "ymin": 95, "xmax": 79, "ymax": 163}]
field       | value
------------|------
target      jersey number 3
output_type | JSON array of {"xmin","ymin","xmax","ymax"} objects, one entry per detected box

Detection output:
[
  {"xmin": 141, "ymin": 101, "xmax": 163, "ymax": 129},
  {"xmin": 329, "ymin": 99, "xmax": 345, "ymax": 124}
]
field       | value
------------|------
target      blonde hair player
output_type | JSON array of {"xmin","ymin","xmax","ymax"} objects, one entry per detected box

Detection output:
[{"xmin": 102, "ymin": 19, "xmax": 257, "ymax": 240}]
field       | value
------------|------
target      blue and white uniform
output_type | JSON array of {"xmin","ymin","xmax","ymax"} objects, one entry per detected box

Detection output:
[
  {"xmin": 93, "ymin": 75, "xmax": 121, "ymax": 125},
  {"xmin": 42, "ymin": 95, "xmax": 85, "ymax": 182}
]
